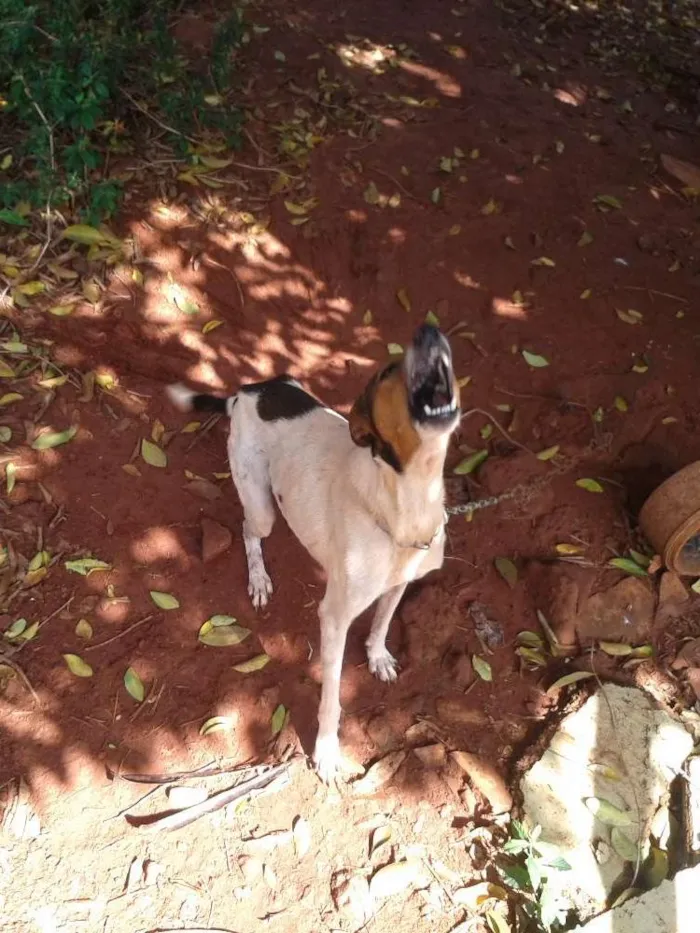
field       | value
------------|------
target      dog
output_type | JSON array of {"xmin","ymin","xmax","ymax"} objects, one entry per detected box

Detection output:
[{"xmin": 167, "ymin": 324, "xmax": 460, "ymax": 781}]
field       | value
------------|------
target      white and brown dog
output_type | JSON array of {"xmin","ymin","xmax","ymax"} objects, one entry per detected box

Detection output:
[{"xmin": 167, "ymin": 324, "xmax": 460, "ymax": 781}]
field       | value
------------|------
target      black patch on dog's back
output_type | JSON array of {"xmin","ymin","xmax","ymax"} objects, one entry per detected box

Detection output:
[{"xmin": 241, "ymin": 374, "xmax": 321, "ymax": 422}]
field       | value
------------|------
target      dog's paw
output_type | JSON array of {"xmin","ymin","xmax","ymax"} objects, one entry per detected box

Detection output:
[
  {"xmin": 367, "ymin": 647, "xmax": 399, "ymax": 683},
  {"xmin": 313, "ymin": 734, "xmax": 342, "ymax": 785},
  {"xmin": 248, "ymin": 567, "xmax": 273, "ymax": 609}
]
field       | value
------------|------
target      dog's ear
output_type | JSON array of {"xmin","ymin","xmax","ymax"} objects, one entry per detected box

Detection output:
[{"xmin": 348, "ymin": 385, "xmax": 376, "ymax": 448}]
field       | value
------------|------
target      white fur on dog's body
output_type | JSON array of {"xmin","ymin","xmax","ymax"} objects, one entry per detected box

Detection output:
[{"xmin": 169, "ymin": 380, "xmax": 451, "ymax": 781}]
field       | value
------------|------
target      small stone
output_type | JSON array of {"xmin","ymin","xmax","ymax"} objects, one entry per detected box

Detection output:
[
  {"xmin": 201, "ymin": 518, "xmax": 232, "ymax": 563},
  {"xmin": 413, "ymin": 744, "xmax": 447, "ymax": 769},
  {"xmin": 576, "ymin": 577, "xmax": 654, "ymax": 642},
  {"xmin": 450, "ymin": 751, "xmax": 513, "ymax": 815},
  {"xmin": 352, "ymin": 751, "xmax": 406, "ymax": 795},
  {"xmin": 167, "ymin": 785, "xmax": 208, "ymax": 809},
  {"xmin": 656, "ymin": 571, "xmax": 689, "ymax": 624}
]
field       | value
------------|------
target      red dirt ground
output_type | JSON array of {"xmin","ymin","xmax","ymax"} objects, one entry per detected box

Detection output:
[{"xmin": 2, "ymin": 0, "xmax": 700, "ymax": 930}]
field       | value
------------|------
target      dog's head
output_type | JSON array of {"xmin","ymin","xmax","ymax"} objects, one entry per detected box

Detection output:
[{"xmin": 349, "ymin": 324, "xmax": 460, "ymax": 471}]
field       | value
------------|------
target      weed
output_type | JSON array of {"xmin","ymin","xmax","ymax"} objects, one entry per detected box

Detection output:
[{"xmin": 0, "ymin": 1, "xmax": 244, "ymax": 223}]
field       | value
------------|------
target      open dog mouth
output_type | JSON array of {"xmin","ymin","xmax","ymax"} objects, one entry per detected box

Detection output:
[{"xmin": 405, "ymin": 325, "xmax": 459, "ymax": 425}]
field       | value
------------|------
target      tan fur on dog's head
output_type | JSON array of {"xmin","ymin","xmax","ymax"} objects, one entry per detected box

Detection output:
[{"xmin": 349, "ymin": 327, "xmax": 460, "ymax": 472}]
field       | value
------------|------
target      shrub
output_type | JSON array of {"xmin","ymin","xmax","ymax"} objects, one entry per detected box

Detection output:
[{"xmin": 0, "ymin": 0, "xmax": 244, "ymax": 223}]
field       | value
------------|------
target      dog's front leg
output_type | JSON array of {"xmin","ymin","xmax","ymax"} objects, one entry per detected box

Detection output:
[{"xmin": 313, "ymin": 578, "xmax": 376, "ymax": 783}]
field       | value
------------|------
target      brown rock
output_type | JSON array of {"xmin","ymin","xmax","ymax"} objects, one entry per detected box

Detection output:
[
  {"xmin": 450, "ymin": 750, "xmax": 513, "ymax": 815},
  {"xmin": 576, "ymin": 577, "xmax": 654, "ymax": 642},
  {"xmin": 201, "ymin": 518, "xmax": 232, "ymax": 563},
  {"xmin": 672, "ymin": 637, "xmax": 700, "ymax": 670},
  {"xmin": 435, "ymin": 696, "xmax": 488, "ymax": 727},
  {"xmin": 656, "ymin": 571, "xmax": 689, "ymax": 625},
  {"xmin": 413, "ymin": 744, "xmax": 446, "ymax": 769}
]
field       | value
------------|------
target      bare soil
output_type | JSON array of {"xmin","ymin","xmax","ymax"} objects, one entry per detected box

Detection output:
[{"xmin": 2, "ymin": 1, "xmax": 700, "ymax": 931}]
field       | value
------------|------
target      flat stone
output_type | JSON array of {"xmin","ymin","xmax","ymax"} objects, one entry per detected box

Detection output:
[
  {"xmin": 413, "ymin": 744, "xmax": 446, "ymax": 769},
  {"xmin": 656, "ymin": 571, "xmax": 689, "ymax": 625},
  {"xmin": 201, "ymin": 518, "xmax": 232, "ymax": 563},
  {"xmin": 570, "ymin": 864, "xmax": 700, "ymax": 933},
  {"xmin": 576, "ymin": 577, "xmax": 654, "ymax": 643},
  {"xmin": 450, "ymin": 751, "xmax": 512, "ymax": 815},
  {"xmin": 520, "ymin": 685, "xmax": 693, "ymax": 919}
]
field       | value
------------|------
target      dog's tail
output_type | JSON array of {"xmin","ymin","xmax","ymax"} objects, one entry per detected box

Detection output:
[{"xmin": 166, "ymin": 383, "xmax": 237, "ymax": 417}]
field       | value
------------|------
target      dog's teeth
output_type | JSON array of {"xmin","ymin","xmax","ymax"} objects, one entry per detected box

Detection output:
[{"xmin": 424, "ymin": 404, "xmax": 432, "ymax": 415}]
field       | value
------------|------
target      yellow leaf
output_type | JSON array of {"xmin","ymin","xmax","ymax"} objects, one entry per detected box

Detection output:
[
  {"xmin": 199, "ymin": 156, "xmax": 233, "ymax": 169},
  {"xmin": 536, "ymin": 444, "xmax": 559, "ymax": 461},
  {"xmin": 48, "ymin": 304, "xmax": 75, "ymax": 316},
  {"xmin": 555, "ymin": 543, "xmax": 583, "ymax": 555},
  {"xmin": 387, "ymin": 343, "xmax": 404, "ymax": 356},
  {"xmin": 62, "ymin": 224, "xmax": 117, "ymax": 247},
  {"xmin": 17, "ymin": 280, "xmax": 46, "ymax": 296},
  {"xmin": 396, "ymin": 288, "xmax": 411, "ymax": 312},
  {"xmin": 616, "ymin": 308, "xmax": 643, "ymax": 325},
  {"xmin": 362, "ymin": 309, "xmax": 373, "ymax": 325},
  {"xmin": 82, "ymin": 280, "xmax": 102, "ymax": 304},
  {"xmin": 457, "ymin": 376, "xmax": 471, "ymax": 388},
  {"xmin": 202, "ymin": 319, "xmax": 223, "ymax": 335},
  {"xmin": 580, "ymin": 288, "xmax": 592, "ymax": 299},
  {"xmin": 177, "ymin": 171, "xmax": 200, "ymax": 186},
  {"xmin": 181, "ymin": 421, "xmax": 201, "ymax": 434},
  {"xmin": 481, "ymin": 199, "xmax": 500, "ymax": 215},
  {"xmin": 122, "ymin": 463, "xmax": 141, "ymax": 477},
  {"xmin": 0, "ymin": 360, "xmax": 15, "ymax": 379},
  {"xmin": 449, "ymin": 224, "xmax": 461, "ymax": 235},
  {"xmin": 0, "ymin": 392, "xmax": 22, "ymax": 407},
  {"xmin": 531, "ymin": 256, "xmax": 556, "ymax": 267},
  {"xmin": 284, "ymin": 198, "xmax": 318, "ymax": 215},
  {"xmin": 614, "ymin": 395, "xmax": 628, "ymax": 412}
]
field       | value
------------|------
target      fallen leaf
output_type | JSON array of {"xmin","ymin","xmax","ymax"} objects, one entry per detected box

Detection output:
[
  {"xmin": 608, "ymin": 557, "xmax": 647, "ymax": 578},
  {"xmin": 516, "ymin": 631, "xmax": 544, "ymax": 649},
  {"xmin": 293, "ymin": 816, "xmax": 311, "ymax": 857},
  {"xmin": 62, "ymin": 224, "xmax": 117, "ymax": 246},
  {"xmin": 536, "ymin": 445, "xmax": 559, "ymax": 461},
  {"xmin": 643, "ymin": 846, "xmax": 669, "ymax": 888},
  {"xmin": 141, "ymin": 438, "xmax": 167, "ymax": 468},
  {"xmin": 614, "ymin": 395, "xmax": 628, "ymax": 413},
  {"xmin": 48, "ymin": 304, "xmax": 75, "ymax": 316},
  {"xmin": 362, "ymin": 309, "xmax": 373, "ymax": 325},
  {"xmin": 486, "ymin": 911, "xmax": 512, "ymax": 933},
  {"xmin": 0, "ymin": 361, "xmax": 14, "ymax": 379},
  {"xmin": 369, "ymin": 860, "xmax": 421, "ymax": 900},
  {"xmin": 198, "ymin": 619, "xmax": 251, "ymax": 647},
  {"xmin": 17, "ymin": 280, "xmax": 46, "ymax": 296},
  {"xmin": 150, "ymin": 591, "xmax": 180, "ymax": 610},
  {"xmin": 200, "ymin": 715, "xmax": 234, "ymax": 736},
  {"xmin": 0, "ymin": 426, "xmax": 11, "ymax": 443},
  {"xmin": 453, "ymin": 449, "xmax": 488, "ymax": 475},
  {"xmin": 202, "ymin": 319, "xmax": 223, "ymax": 335},
  {"xmin": 396, "ymin": 288, "xmax": 411, "ymax": 313},
  {"xmin": 4, "ymin": 618, "xmax": 28, "ymax": 639},
  {"xmin": 65, "ymin": 558, "xmax": 111, "ymax": 576},
  {"xmin": 593, "ymin": 194, "xmax": 622, "ymax": 210},
  {"xmin": 481, "ymin": 198, "xmax": 500, "ymax": 215},
  {"xmin": 522, "ymin": 350, "xmax": 549, "ymax": 368},
  {"xmin": 530, "ymin": 256, "xmax": 556, "ymax": 267},
  {"xmin": 31, "ymin": 425, "xmax": 78, "ymax": 450},
  {"xmin": 5, "ymin": 461, "xmax": 16, "ymax": 493},
  {"xmin": 577, "ymin": 231, "xmax": 594, "ymax": 247},
  {"xmin": 425, "ymin": 310, "xmax": 440, "ymax": 326},
  {"xmin": 576, "ymin": 478, "xmax": 603, "ymax": 493},
  {"xmin": 453, "ymin": 881, "xmax": 507, "ymax": 909},
  {"xmin": 75, "ymin": 618, "xmax": 93, "ymax": 640},
  {"xmin": 580, "ymin": 288, "xmax": 592, "ymax": 299},
  {"xmin": 387, "ymin": 343, "xmax": 404, "ymax": 356},
  {"xmin": 233, "ymin": 653, "xmax": 270, "ymax": 673},
  {"xmin": 555, "ymin": 543, "xmax": 583, "ymax": 555},
  {"xmin": 585, "ymin": 797, "xmax": 632, "ymax": 826},
  {"xmin": 124, "ymin": 667, "xmax": 145, "ymax": 702},
  {"xmin": 0, "ymin": 392, "xmax": 22, "ymax": 407},
  {"xmin": 547, "ymin": 671, "xmax": 594, "ymax": 694},
  {"xmin": 271, "ymin": 703, "xmax": 287, "ymax": 735},
  {"xmin": 599, "ymin": 641, "xmax": 633, "ymax": 656},
  {"xmin": 660, "ymin": 153, "xmax": 700, "ymax": 189},
  {"xmin": 430, "ymin": 186, "xmax": 442, "ymax": 204},
  {"xmin": 472, "ymin": 655, "xmax": 492, "ymax": 681},
  {"xmin": 494, "ymin": 557, "xmax": 518, "ymax": 588},
  {"xmin": 363, "ymin": 182, "xmax": 380, "ymax": 205},
  {"xmin": 63, "ymin": 653, "xmax": 93, "ymax": 677},
  {"xmin": 611, "ymin": 827, "xmax": 639, "ymax": 862},
  {"xmin": 616, "ymin": 308, "xmax": 643, "ymax": 325},
  {"xmin": 370, "ymin": 825, "xmax": 392, "ymax": 856}
]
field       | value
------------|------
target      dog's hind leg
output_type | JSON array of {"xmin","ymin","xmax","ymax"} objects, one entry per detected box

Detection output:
[
  {"xmin": 229, "ymin": 435, "xmax": 276, "ymax": 610},
  {"xmin": 366, "ymin": 583, "xmax": 406, "ymax": 682}
]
